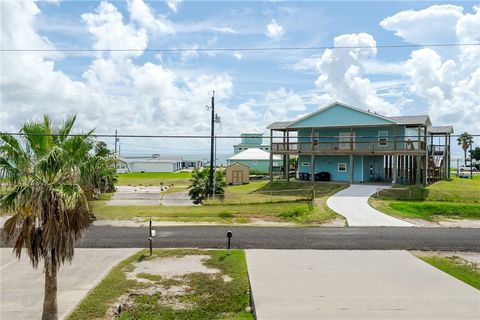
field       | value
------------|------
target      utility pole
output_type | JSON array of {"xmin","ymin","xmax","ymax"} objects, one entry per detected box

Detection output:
[
  {"xmin": 209, "ymin": 91, "xmax": 215, "ymax": 195},
  {"xmin": 114, "ymin": 129, "xmax": 118, "ymax": 154}
]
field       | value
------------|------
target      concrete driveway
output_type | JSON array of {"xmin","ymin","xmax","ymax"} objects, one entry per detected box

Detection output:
[
  {"xmin": 247, "ymin": 250, "xmax": 480, "ymax": 320},
  {"xmin": 108, "ymin": 186, "xmax": 162, "ymax": 205},
  {"xmin": 107, "ymin": 186, "xmax": 195, "ymax": 206},
  {"xmin": 162, "ymin": 191, "xmax": 196, "ymax": 206},
  {"xmin": 0, "ymin": 248, "xmax": 137, "ymax": 320},
  {"xmin": 327, "ymin": 184, "xmax": 415, "ymax": 227}
]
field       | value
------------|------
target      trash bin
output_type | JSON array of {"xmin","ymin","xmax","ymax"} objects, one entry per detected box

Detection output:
[{"xmin": 318, "ymin": 172, "xmax": 331, "ymax": 181}]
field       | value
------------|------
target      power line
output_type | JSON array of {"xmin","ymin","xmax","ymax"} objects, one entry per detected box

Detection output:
[
  {"xmin": 2, "ymin": 132, "xmax": 480, "ymax": 138},
  {"xmin": 2, "ymin": 43, "xmax": 479, "ymax": 53}
]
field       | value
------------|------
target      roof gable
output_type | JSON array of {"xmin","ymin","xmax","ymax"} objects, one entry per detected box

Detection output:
[
  {"xmin": 287, "ymin": 102, "xmax": 397, "ymax": 128},
  {"xmin": 226, "ymin": 162, "xmax": 249, "ymax": 168},
  {"xmin": 228, "ymin": 148, "xmax": 281, "ymax": 161}
]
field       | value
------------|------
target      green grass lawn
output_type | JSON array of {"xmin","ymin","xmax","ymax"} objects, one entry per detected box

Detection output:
[
  {"xmin": 416, "ymin": 255, "xmax": 480, "ymax": 290},
  {"xmin": 92, "ymin": 180, "xmax": 347, "ymax": 225},
  {"xmin": 68, "ymin": 249, "xmax": 253, "ymax": 320},
  {"xmin": 370, "ymin": 199, "xmax": 480, "ymax": 221},
  {"xmin": 117, "ymin": 172, "xmax": 192, "ymax": 186},
  {"xmin": 371, "ymin": 176, "xmax": 480, "ymax": 221}
]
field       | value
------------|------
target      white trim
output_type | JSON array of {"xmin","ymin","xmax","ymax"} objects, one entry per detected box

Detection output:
[
  {"xmin": 361, "ymin": 156, "xmax": 364, "ymax": 182},
  {"xmin": 338, "ymin": 162, "xmax": 347, "ymax": 172}
]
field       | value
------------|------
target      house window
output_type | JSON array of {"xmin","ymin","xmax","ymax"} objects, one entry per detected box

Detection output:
[
  {"xmin": 338, "ymin": 163, "xmax": 347, "ymax": 172},
  {"xmin": 301, "ymin": 162, "xmax": 310, "ymax": 167},
  {"xmin": 378, "ymin": 131, "xmax": 388, "ymax": 147}
]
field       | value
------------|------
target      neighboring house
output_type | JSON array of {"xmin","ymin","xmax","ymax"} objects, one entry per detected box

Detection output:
[
  {"xmin": 120, "ymin": 155, "xmax": 184, "ymax": 173},
  {"xmin": 267, "ymin": 102, "xmax": 453, "ymax": 185},
  {"xmin": 227, "ymin": 148, "xmax": 282, "ymax": 174},
  {"xmin": 115, "ymin": 156, "xmax": 130, "ymax": 174},
  {"xmin": 225, "ymin": 162, "xmax": 250, "ymax": 185},
  {"xmin": 233, "ymin": 131, "xmax": 270, "ymax": 154}
]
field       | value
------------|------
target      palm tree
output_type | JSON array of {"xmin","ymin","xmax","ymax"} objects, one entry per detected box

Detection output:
[
  {"xmin": 0, "ymin": 115, "xmax": 93, "ymax": 320},
  {"xmin": 79, "ymin": 141, "xmax": 117, "ymax": 201},
  {"xmin": 188, "ymin": 167, "xmax": 226, "ymax": 204},
  {"xmin": 457, "ymin": 132, "xmax": 474, "ymax": 165}
]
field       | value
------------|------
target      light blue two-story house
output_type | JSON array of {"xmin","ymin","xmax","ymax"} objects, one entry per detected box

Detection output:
[{"xmin": 267, "ymin": 102, "xmax": 453, "ymax": 185}]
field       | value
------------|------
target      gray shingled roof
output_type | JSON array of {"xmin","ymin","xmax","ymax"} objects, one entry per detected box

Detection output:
[
  {"xmin": 388, "ymin": 115, "xmax": 430, "ymax": 125},
  {"xmin": 267, "ymin": 121, "xmax": 293, "ymax": 129},
  {"xmin": 428, "ymin": 126, "xmax": 454, "ymax": 134}
]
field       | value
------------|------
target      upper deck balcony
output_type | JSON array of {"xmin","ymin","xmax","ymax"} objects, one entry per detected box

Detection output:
[{"xmin": 271, "ymin": 137, "xmax": 427, "ymax": 155}]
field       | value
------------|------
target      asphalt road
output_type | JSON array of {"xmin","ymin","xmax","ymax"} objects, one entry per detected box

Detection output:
[{"xmin": 3, "ymin": 226, "xmax": 476, "ymax": 251}]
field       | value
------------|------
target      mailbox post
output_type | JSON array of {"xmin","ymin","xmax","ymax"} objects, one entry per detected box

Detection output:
[
  {"xmin": 148, "ymin": 218, "xmax": 156, "ymax": 256},
  {"xmin": 227, "ymin": 230, "xmax": 232, "ymax": 251}
]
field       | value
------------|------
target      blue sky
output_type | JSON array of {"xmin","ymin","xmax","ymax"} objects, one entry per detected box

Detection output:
[{"xmin": 1, "ymin": 1, "xmax": 479, "ymax": 156}]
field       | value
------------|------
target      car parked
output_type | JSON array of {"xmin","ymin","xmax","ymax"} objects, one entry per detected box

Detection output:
[{"xmin": 459, "ymin": 165, "xmax": 478, "ymax": 172}]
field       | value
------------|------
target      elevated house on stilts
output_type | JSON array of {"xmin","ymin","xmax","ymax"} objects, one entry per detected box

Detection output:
[{"xmin": 267, "ymin": 102, "xmax": 453, "ymax": 185}]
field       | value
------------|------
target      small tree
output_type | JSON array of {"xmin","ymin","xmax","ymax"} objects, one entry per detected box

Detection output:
[
  {"xmin": 457, "ymin": 132, "xmax": 474, "ymax": 165},
  {"xmin": 470, "ymin": 147, "xmax": 480, "ymax": 162},
  {"xmin": 188, "ymin": 167, "xmax": 226, "ymax": 204}
]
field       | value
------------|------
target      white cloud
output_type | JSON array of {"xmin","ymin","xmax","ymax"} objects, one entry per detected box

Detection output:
[
  {"xmin": 233, "ymin": 51, "xmax": 243, "ymax": 60},
  {"xmin": 265, "ymin": 19, "xmax": 284, "ymax": 39},
  {"xmin": 310, "ymin": 33, "xmax": 400, "ymax": 115},
  {"xmin": 180, "ymin": 44, "xmax": 200, "ymax": 62},
  {"xmin": 380, "ymin": 5, "xmax": 464, "ymax": 44},
  {"xmin": 0, "ymin": 0, "xmax": 273, "ymax": 153},
  {"xmin": 405, "ymin": 48, "xmax": 480, "ymax": 133},
  {"xmin": 82, "ymin": 1, "xmax": 148, "ymax": 60},
  {"xmin": 381, "ymin": 4, "xmax": 480, "ymax": 134},
  {"xmin": 166, "ymin": 0, "xmax": 182, "ymax": 13},
  {"xmin": 128, "ymin": 0, "xmax": 174, "ymax": 36}
]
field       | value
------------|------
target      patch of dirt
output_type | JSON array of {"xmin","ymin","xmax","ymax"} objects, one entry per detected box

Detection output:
[
  {"xmin": 402, "ymin": 218, "xmax": 480, "ymax": 228},
  {"xmin": 111, "ymin": 254, "xmax": 238, "ymax": 317},
  {"xmin": 108, "ymin": 284, "xmax": 192, "ymax": 318},
  {"xmin": 438, "ymin": 219, "xmax": 480, "ymax": 228},
  {"xmin": 319, "ymin": 218, "xmax": 346, "ymax": 227},
  {"xmin": 127, "ymin": 255, "xmax": 219, "ymax": 281}
]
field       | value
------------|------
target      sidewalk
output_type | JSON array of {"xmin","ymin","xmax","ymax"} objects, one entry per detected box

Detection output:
[
  {"xmin": 246, "ymin": 250, "xmax": 480, "ymax": 319},
  {"xmin": 0, "ymin": 248, "xmax": 137, "ymax": 320}
]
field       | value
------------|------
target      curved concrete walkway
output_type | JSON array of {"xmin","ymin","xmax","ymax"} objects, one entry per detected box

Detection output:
[{"xmin": 327, "ymin": 184, "xmax": 415, "ymax": 227}]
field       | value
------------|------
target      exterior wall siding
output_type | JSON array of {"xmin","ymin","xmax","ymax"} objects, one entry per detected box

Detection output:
[
  {"xmin": 290, "ymin": 104, "xmax": 396, "ymax": 128},
  {"xmin": 227, "ymin": 159, "xmax": 281, "ymax": 173},
  {"xmin": 129, "ymin": 162, "xmax": 176, "ymax": 173},
  {"xmin": 298, "ymin": 154, "xmax": 385, "ymax": 182}
]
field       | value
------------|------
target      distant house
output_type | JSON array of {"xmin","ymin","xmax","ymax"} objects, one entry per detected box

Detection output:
[
  {"xmin": 227, "ymin": 148, "xmax": 282, "ymax": 174},
  {"xmin": 233, "ymin": 131, "xmax": 270, "ymax": 154},
  {"xmin": 267, "ymin": 102, "xmax": 453, "ymax": 184},
  {"xmin": 117, "ymin": 155, "xmax": 184, "ymax": 173}
]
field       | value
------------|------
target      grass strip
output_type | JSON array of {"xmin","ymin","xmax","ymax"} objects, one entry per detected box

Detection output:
[{"xmin": 418, "ymin": 255, "xmax": 480, "ymax": 290}]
